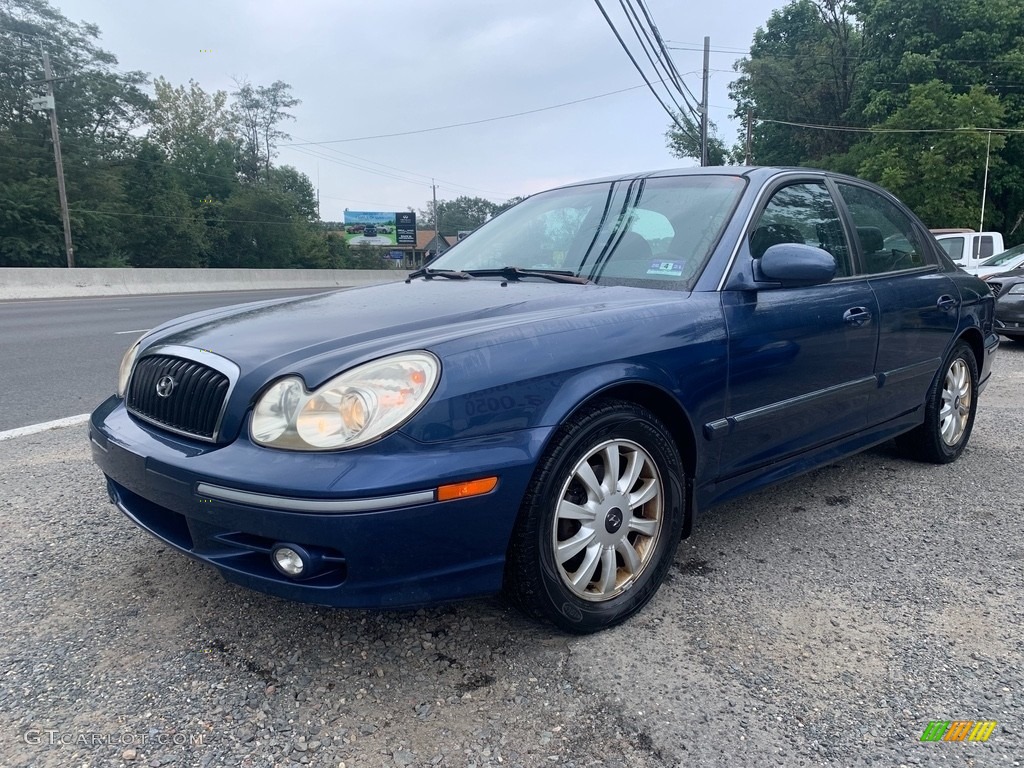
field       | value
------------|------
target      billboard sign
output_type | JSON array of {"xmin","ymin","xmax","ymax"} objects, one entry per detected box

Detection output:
[
  {"xmin": 396, "ymin": 211, "xmax": 417, "ymax": 246},
  {"xmin": 343, "ymin": 211, "xmax": 416, "ymax": 246}
]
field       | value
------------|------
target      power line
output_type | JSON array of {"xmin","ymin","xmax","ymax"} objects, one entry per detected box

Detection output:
[
  {"xmin": 283, "ymin": 135, "xmax": 515, "ymax": 199},
  {"xmin": 759, "ymin": 118, "xmax": 1024, "ymax": 134},
  {"xmin": 634, "ymin": 0, "xmax": 702, "ymax": 111},
  {"xmin": 615, "ymin": 0, "xmax": 698, "ymax": 125},
  {"xmin": 668, "ymin": 40, "xmax": 1024, "ymax": 68},
  {"xmin": 279, "ymin": 83, "xmax": 650, "ymax": 148},
  {"xmin": 591, "ymin": 0, "xmax": 691, "ymax": 136}
]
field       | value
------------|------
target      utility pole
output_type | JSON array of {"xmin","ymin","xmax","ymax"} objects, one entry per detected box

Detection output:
[
  {"xmin": 40, "ymin": 49, "xmax": 75, "ymax": 268},
  {"xmin": 745, "ymin": 109, "xmax": 754, "ymax": 166},
  {"xmin": 431, "ymin": 180, "xmax": 441, "ymax": 258},
  {"xmin": 700, "ymin": 36, "xmax": 710, "ymax": 167},
  {"xmin": 979, "ymin": 130, "xmax": 992, "ymax": 234}
]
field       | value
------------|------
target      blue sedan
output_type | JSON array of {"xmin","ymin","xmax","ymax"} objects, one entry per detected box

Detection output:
[{"xmin": 90, "ymin": 167, "xmax": 998, "ymax": 633}]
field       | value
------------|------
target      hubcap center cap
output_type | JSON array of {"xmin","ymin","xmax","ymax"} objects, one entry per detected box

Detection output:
[{"xmin": 604, "ymin": 507, "xmax": 624, "ymax": 534}]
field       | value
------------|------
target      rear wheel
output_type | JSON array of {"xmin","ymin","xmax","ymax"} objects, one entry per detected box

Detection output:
[
  {"xmin": 896, "ymin": 340, "xmax": 979, "ymax": 463},
  {"xmin": 505, "ymin": 399, "xmax": 685, "ymax": 633}
]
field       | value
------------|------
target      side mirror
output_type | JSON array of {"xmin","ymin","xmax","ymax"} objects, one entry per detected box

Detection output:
[{"xmin": 755, "ymin": 243, "xmax": 836, "ymax": 287}]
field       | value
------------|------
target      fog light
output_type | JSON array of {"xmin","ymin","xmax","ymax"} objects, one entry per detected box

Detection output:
[{"xmin": 271, "ymin": 544, "xmax": 308, "ymax": 578}]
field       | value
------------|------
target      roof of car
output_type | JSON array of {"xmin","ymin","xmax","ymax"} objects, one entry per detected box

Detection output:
[{"xmin": 553, "ymin": 166, "xmax": 866, "ymax": 190}]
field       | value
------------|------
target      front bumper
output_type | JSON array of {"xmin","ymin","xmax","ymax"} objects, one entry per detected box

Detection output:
[
  {"xmin": 995, "ymin": 293, "xmax": 1024, "ymax": 337},
  {"xmin": 89, "ymin": 397, "xmax": 551, "ymax": 609}
]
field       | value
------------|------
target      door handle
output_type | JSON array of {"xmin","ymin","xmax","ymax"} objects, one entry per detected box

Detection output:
[
  {"xmin": 843, "ymin": 306, "xmax": 871, "ymax": 326},
  {"xmin": 937, "ymin": 294, "xmax": 958, "ymax": 312}
]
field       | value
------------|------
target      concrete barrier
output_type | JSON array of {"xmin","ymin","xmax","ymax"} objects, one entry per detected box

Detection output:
[{"xmin": 0, "ymin": 268, "xmax": 406, "ymax": 300}]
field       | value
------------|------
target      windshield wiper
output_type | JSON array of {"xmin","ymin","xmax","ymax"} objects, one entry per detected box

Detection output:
[
  {"xmin": 406, "ymin": 267, "xmax": 474, "ymax": 281},
  {"xmin": 463, "ymin": 267, "xmax": 591, "ymax": 284}
]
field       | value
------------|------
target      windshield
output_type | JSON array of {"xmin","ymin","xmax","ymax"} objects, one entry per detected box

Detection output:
[
  {"xmin": 427, "ymin": 175, "xmax": 745, "ymax": 290},
  {"xmin": 979, "ymin": 242, "xmax": 1024, "ymax": 266}
]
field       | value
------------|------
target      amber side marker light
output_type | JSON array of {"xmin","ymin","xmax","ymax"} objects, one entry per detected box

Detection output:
[{"xmin": 437, "ymin": 477, "xmax": 498, "ymax": 502}]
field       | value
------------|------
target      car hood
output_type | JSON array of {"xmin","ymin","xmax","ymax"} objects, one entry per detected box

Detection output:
[{"xmin": 142, "ymin": 278, "xmax": 684, "ymax": 399}]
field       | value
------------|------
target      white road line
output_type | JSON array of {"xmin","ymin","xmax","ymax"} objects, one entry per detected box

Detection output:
[
  {"xmin": 0, "ymin": 414, "xmax": 91, "ymax": 442},
  {"xmin": 115, "ymin": 328, "xmax": 149, "ymax": 335}
]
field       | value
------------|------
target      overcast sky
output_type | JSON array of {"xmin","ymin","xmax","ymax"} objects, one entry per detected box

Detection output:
[{"xmin": 55, "ymin": 0, "xmax": 786, "ymax": 221}]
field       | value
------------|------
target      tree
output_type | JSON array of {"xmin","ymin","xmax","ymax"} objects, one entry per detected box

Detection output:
[
  {"xmin": 149, "ymin": 77, "xmax": 232, "ymax": 154},
  {"xmin": 852, "ymin": 0, "xmax": 1024, "ymax": 239},
  {"xmin": 492, "ymin": 195, "xmax": 528, "ymax": 217},
  {"xmin": 722, "ymin": 0, "xmax": 1024, "ymax": 239},
  {"xmin": 268, "ymin": 165, "xmax": 318, "ymax": 222},
  {"xmin": 0, "ymin": 0, "xmax": 151, "ymax": 266},
  {"xmin": 728, "ymin": 0, "xmax": 861, "ymax": 166},
  {"xmin": 148, "ymin": 77, "xmax": 237, "ymax": 195},
  {"xmin": 230, "ymin": 79, "xmax": 299, "ymax": 183},
  {"xmin": 857, "ymin": 83, "xmax": 1005, "ymax": 229},
  {"xmin": 665, "ymin": 111, "xmax": 729, "ymax": 166},
  {"xmin": 419, "ymin": 195, "xmax": 497, "ymax": 236},
  {"xmin": 121, "ymin": 142, "xmax": 207, "ymax": 266}
]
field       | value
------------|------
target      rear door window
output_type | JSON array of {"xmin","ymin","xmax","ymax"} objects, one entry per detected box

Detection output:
[{"xmin": 836, "ymin": 183, "xmax": 931, "ymax": 274}]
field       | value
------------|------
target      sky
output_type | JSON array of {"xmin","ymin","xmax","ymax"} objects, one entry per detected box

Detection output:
[{"xmin": 54, "ymin": 0, "xmax": 787, "ymax": 222}]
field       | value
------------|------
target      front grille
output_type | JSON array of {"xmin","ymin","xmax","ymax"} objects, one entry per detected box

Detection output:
[
  {"xmin": 988, "ymin": 282, "xmax": 1002, "ymax": 298},
  {"xmin": 127, "ymin": 355, "xmax": 230, "ymax": 440}
]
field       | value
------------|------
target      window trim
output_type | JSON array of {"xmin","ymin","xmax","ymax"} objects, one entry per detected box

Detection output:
[{"xmin": 719, "ymin": 171, "xmax": 838, "ymax": 290}]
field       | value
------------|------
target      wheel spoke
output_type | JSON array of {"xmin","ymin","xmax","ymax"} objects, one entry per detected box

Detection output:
[
  {"xmin": 557, "ymin": 526, "xmax": 596, "ymax": 564},
  {"xmin": 616, "ymin": 538, "xmax": 642, "ymax": 574},
  {"xmin": 629, "ymin": 478, "xmax": 659, "ymax": 508},
  {"xmin": 939, "ymin": 400, "xmax": 953, "ymax": 422},
  {"xmin": 570, "ymin": 543, "xmax": 602, "ymax": 588},
  {"xmin": 619, "ymin": 449, "xmax": 644, "ymax": 494},
  {"xmin": 627, "ymin": 516, "xmax": 658, "ymax": 537},
  {"xmin": 941, "ymin": 413, "xmax": 956, "ymax": 442},
  {"xmin": 557, "ymin": 499, "xmax": 597, "ymax": 522},
  {"xmin": 601, "ymin": 445, "xmax": 620, "ymax": 495},
  {"xmin": 574, "ymin": 461, "xmax": 605, "ymax": 503},
  {"xmin": 596, "ymin": 546, "xmax": 617, "ymax": 594}
]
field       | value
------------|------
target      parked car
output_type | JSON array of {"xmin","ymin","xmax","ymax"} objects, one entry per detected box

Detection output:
[
  {"xmin": 985, "ymin": 266, "xmax": 1024, "ymax": 341},
  {"xmin": 90, "ymin": 167, "xmax": 998, "ymax": 633},
  {"xmin": 363, "ymin": 225, "xmax": 378, "ymax": 237},
  {"xmin": 965, "ymin": 242, "xmax": 1024, "ymax": 278},
  {"xmin": 932, "ymin": 230, "xmax": 1005, "ymax": 270}
]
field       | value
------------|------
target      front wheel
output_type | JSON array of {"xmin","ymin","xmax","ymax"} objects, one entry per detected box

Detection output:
[
  {"xmin": 505, "ymin": 399, "xmax": 685, "ymax": 633},
  {"xmin": 896, "ymin": 340, "xmax": 979, "ymax": 463}
]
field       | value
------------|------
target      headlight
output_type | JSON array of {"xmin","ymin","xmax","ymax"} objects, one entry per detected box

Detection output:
[
  {"xmin": 1009, "ymin": 284, "xmax": 1024, "ymax": 295},
  {"xmin": 251, "ymin": 351, "xmax": 440, "ymax": 450},
  {"xmin": 116, "ymin": 337, "xmax": 145, "ymax": 398}
]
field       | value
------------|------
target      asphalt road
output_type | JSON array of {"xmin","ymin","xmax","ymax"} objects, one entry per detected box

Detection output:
[
  {"xmin": 0, "ymin": 343, "xmax": 1020, "ymax": 767},
  {"xmin": 0, "ymin": 289, "xmax": 333, "ymax": 432}
]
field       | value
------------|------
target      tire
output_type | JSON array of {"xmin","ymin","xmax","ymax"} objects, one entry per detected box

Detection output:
[
  {"xmin": 505, "ymin": 399, "xmax": 685, "ymax": 633},
  {"xmin": 895, "ymin": 340, "xmax": 979, "ymax": 464}
]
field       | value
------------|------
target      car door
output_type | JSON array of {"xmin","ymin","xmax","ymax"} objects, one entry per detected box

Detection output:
[
  {"xmin": 833, "ymin": 181, "xmax": 959, "ymax": 425},
  {"xmin": 716, "ymin": 179, "xmax": 880, "ymax": 480}
]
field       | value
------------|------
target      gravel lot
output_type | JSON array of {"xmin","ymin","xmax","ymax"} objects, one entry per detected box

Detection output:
[{"xmin": 2, "ymin": 343, "xmax": 1022, "ymax": 768}]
